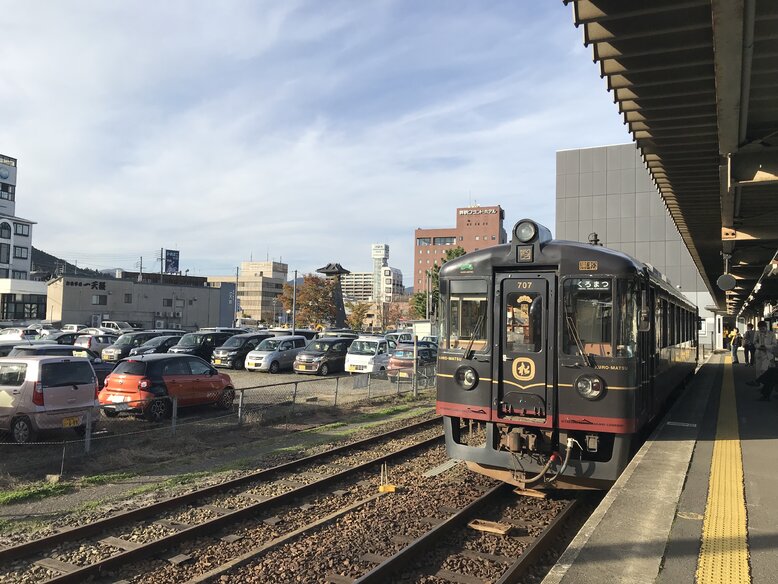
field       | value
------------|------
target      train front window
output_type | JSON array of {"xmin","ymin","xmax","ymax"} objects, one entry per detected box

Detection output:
[
  {"xmin": 505, "ymin": 292, "xmax": 542, "ymax": 352},
  {"xmin": 445, "ymin": 280, "xmax": 488, "ymax": 353},
  {"xmin": 562, "ymin": 278, "xmax": 613, "ymax": 357}
]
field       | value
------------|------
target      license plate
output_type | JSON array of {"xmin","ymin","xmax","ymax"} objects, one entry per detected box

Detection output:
[
  {"xmin": 62, "ymin": 416, "xmax": 80, "ymax": 428},
  {"xmin": 347, "ymin": 365, "xmax": 356, "ymax": 371},
  {"xmin": 214, "ymin": 358, "xmax": 222, "ymax": 364},
  {"xmin": 399, "ymin": 372, "xmax": 409, "ymax": 378},
  {"xmin": 113, "ymin": 403, "xmax": 129, "ymax": 411},
  {"xmin": 247, "ymin": 362, "xmax": 256, "ymax": 368},
  {"xmin": 110, "ymin": 394, "xmax": 126, "ymax": 403}
]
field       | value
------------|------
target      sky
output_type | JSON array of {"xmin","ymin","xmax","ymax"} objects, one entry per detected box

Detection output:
[{"xmin": 0, "ymin": 0, "xmax": 631, "ymax": 282}]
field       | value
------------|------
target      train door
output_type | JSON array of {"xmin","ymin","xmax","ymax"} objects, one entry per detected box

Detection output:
[
  {"xmin": 495, "ymin": 274, "xmax": 555, "ymax": 423},
  {"xmin": 637, "ymin": 282, "xmax": 653, "ymax": 420}
]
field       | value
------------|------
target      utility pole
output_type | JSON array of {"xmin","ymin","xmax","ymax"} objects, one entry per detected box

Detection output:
[
  {"xmin": 234, "ymin": 266, "xmax": 239, "ymax": 325},
  {"xmin": 292, "ymin": 269, "xmax": 297, "ymax": 332},
  {"xmin": 425, "ymin": 270, "xmax": 430, "ymax": 320},
  {"xmin": 138, "ymin": 256, "xmax": 143, "ymax": 282},
  {"xmin": 159, "ymin": 248, "xmax": 164, "ymax": 284}
]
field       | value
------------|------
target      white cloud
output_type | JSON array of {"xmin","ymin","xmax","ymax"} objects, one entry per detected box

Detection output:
[{"xmin": 0, "ymin": 1, "xmax": 629, "ymax": 280}]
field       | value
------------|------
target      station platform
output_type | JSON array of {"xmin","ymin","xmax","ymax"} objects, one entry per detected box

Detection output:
[{"xmin": 543, "ymin": 353, "xmax": 777, "ymax": 584}]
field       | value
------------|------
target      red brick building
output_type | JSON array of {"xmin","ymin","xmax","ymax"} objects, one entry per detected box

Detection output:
[{"xmin": 413, "ymin": 205, "xmax": 506, "ymax": 292}]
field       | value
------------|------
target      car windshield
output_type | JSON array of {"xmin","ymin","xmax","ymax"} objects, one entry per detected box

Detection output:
[
  {"xmin": 306, "ymin": 341, "xmax": 331, "ymax": 352},
  {"xmin": 222, "ymin": 336, "xmax": 247, "ymax": 348},
  {"xmin": 393, "ymin": 349, "xmax": 414, "ymax": 359},
  {"xmin": 113, "ymin": 322, "xmax": 132, "ymax": 329},
  {"xmin": 114, "ymin": 334, "xmax": 136, "ymax": 347},
  {"xmin": 113, "ymin": 360, "xmax": 147, "ymax": 375},
  {"xmin": 143, "ymin": 336, "xmax": 168, "ymax": 347},
  {"xmin": 257, "ymin": 339, "xmax": 280, "ymax": 351},
  {"xmin": 179, "ymin": 333, "xmax": 205, "ymax": 346},
  {"xmin": 348, "ymin": 341, "xmax": 377, "ymax": 355}
]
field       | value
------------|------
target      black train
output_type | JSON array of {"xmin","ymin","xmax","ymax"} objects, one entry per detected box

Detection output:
[{"xmin": 436, "ymin": 219, "xmax": 697, "ymax": 489}]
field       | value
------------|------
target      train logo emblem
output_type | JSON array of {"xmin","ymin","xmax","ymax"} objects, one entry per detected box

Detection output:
[{"xmin": 511, "ymin": 358, "xmax": 535, "ymax": 381}]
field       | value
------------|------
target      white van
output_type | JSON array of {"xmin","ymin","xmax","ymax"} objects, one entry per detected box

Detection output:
[
  {"xmin": 0, "ymin": 356, "xmax": 99, "ymax": 443},
  {"xmin": 345, "ymin": 336, "xmax": 392, "ymax": 374},
  {"xmin": 101, "ymin": 321, "xmax": 135, "ymax": 334}
]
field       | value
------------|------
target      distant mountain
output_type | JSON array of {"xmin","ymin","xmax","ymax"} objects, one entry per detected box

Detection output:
[
  {"xmin": 405, "ymin": 286, "xmax": 414, "ymax": 295},
  {"xmin": 31, "ymin": 247, "xmax": 110, "ymax": 280}
]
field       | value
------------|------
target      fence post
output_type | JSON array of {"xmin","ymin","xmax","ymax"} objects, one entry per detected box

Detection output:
[
  {"xmin": 334, "ymin": 376, "xmax": 339, "ymax": 407},
  {"xmin": 291, "ymin": 382, "xmax": 298, "ymax": 415},
  {"xmin": 367, "ymin": 373, "xmax": 371, "ymax": 399},
  {"xmin": 237, "ymin": 390, "xmax": 244, "ymax": 425},
  {"xmin": 171, "ymin": 397, "xmax": 178, "ymax": 436},
  {"xmin": 396, "ymin": 373, "xmax": 400, "ymax": 395},
  {"xmin": 84, "ymin": 412, "xmax": 92, "ymax": 454}
]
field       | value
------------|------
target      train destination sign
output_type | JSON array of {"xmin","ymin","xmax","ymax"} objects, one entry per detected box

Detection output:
[{"xmin": 576, "ymin": 279, "xmax": 610, "ymax": 290}]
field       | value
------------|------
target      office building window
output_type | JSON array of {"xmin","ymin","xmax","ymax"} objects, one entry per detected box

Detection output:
[
  {"xmin": 1, "ymin": 293, "xmax": 45, "ymax": 319},
  {"xmin": 11, "ymin": 270, "xmax": 27, "ymax": 280},
  {"xmin": 0, "ymin": 183, "xmax": 14, "ymax": 201},
  {"xmin": 14, "ymin": 223, "xmax": 30, "ymax": 237},
  {"xmin": 91, "ymin": 295, "xmax": 107, "ymax": 305},
  {"xmin": 433, "ymin": 236, "xmax": 455, "ymax": 245},
  {"xmin": 0, "ymin": 223, "xmax": 9, "ymax": 239},
  {"xmin": 163, "ymin": 298, "xmax": 173, "ymax": 307},
  {"xmin": 13, "ymin": 246, "xmax": 28, "ymax": 259},
  {"xmin": 0, "ymin": 244, "xmax": 9, "ymax": 264},
  {"xmin": 416, "ymin": 237, "xmax": 431, "ymax": 246},
  {"xmin": 124, "ymin": 293, "xmax": 133, "ymax": 304},
  {"xmin": 0, "ymin": 268, "xmax": 7, "ymax": 278}
]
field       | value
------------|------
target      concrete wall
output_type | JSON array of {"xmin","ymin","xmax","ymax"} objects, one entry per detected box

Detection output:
[
  {"xmin": 556, "ymin": 144, "xmax": 717, "ymax": 349},
  {"xmin": 47, "ymin": 276, "xmax": 234, "ymax": 329}
]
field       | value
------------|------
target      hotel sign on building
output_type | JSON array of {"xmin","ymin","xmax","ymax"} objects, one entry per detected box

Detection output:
[{"xmin": 413, "ymin": 205, "xmax": 506, "ymax": 292}]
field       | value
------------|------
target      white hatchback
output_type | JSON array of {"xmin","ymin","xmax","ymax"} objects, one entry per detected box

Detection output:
[
  {"xmin": 0, "ymin": 356, "xmax": 99, "ymax": 443},
  {"xmin": 345, "ymin": 336, "xmax": 392, "ymax": 374}
]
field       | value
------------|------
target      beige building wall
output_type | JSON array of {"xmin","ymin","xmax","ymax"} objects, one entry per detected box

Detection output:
[
  {"xmin": 207, "ymin": 261, "xmax": 287, "ymax": 323},
  {"xmin": 47, "ymin": 275, "xmax": 229, "ymax": 330}
]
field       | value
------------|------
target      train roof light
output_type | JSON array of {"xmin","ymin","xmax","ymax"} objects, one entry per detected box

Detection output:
[{"xmin": 514, "ymin": 221, "xmax": 537, "ymax": 243}]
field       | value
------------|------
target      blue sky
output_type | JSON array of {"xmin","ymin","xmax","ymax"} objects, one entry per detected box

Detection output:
[{"xmin": 0, "ymin": 1, "xmax": 631, "ymax": 281}]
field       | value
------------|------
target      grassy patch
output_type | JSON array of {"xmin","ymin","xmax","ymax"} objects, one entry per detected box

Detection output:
[
  {"xmin": 79, "ymin": 472, "xmax": 136, "ymax": 486},
  {"xmin": 0, "ymin": 482, "xmax": 72, "ymax": 506}
]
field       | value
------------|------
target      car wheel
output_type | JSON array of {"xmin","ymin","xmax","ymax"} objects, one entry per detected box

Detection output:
[
  {"xmin": 319, "ymin": 363, "xmax": 329, "ymax": 376},
  {"xmin": 143, "ymin": 398, "xmax": 171, "ymax": 422},
  {"xmin": 269, "ymin": 361, "xmax": 280, "ymax": 374},
  {"xmin": 11, "ymin": 417, "xmax": 36, "ymax": 444},
  {"xmin": 103, "ymin": 410, "xmax": 119, "ymax": 418},
  {"xmin": 217, "ymin": 388, "xmax": 235, "ymax": 410}
]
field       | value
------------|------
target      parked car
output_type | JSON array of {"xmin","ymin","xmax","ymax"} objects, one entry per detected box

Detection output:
[
  {"xmin": 26, "ymin": 324, "xmax": 60, "ymax": 337},
  {"xmin": 62, "ymin": 324, "xmax": 84, "ymax": 333},
  {"xmin": 99, "ymin": 354, "xmax": 234, "ymax": 421},
  {"xmin": 211, "ymin": 332, "xmax": 273, "ymax": 369},
  {"xmin": 77, "ymin": 327, "xmax": 114, "ymax": 336},
  {"xmin": 268, "ymin": 328, "xmax": 319, "ymax": 340},
  {"xmin": 421, "ymin": 335, "xmax": 439, "ymax": 346},
  {"xmin": 0, "ymin": 356, "xmax": 99, "ymax": 443},
  {"xmin": 198, "ymin": 327, "xmax": 249, "ymax": 334},
  {"xmin": 387, "ymin": 344, "xmax": 438, "ymax": 381},
  {"xmin": 100, "ymin": 321, "xmax": 135, "ymax": 334},
  {"xmin": 168, "ymin": 331, "xmax": 238, "ymax": 361},
  {"xmin": 0, "ymin": 328, "xmax": 40, "ymax": 342},
  {"xmin": 101, "ymin": 331, "xmax": 180, "ymax": 362},
  {"xmin": 244, "ymin": 335, "xmax": 307, "ymax": 373},
  {"xmin": 128, "ymin": 334, "xmax": 184, "ymax": 356},
  {"xmin": 345, "ymin": 336, "xmax": 392, "ymax": 374},
  {"xmin": 385, "ymin": 331, "xmax": 414, "ymax": 345},
  {"xmin": 45, "ymin": 331, "xmax": 82, "ymax": 345},
  {"xmin": 293, "ymin": 337, "xmax": 355, "ymax": 376},
  {"xmin": 318, "ymin": 329, "xmax": 359, "ymax": 339},
  {"xmin": 0, "ymin": 339, "xmax": 51, "ymax": 357},
  {"xmin": 75, "ymin": 334, "xmax": 118, "ymax": 355},
  {"xmin": 8, "ymin": 344, "xmax": 114, "ymax": 388}
]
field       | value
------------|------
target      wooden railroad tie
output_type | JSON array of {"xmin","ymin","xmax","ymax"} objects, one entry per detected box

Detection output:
[{"xmin": 467, "ymin": 518, "xmax": 512, "ymax": 536}]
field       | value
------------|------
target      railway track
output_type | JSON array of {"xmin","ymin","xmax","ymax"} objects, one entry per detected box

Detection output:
[{"xmin": 0, "ymin": 416, "xmax": 444, "ymax": 584}]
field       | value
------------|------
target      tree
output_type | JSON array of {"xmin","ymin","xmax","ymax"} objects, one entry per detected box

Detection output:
[
  {"xmin": 278, "ymin": 274, "xmax": 337, "ymax": 328},
  {"xmin": 346, "ymin": 301, "xmax": 371, "ymax": 331},
  {"xmin": 409, "ymin": 292, "xmax": 427, "ymax": 319},
  {"xmin": 427, "ymin": 246, "xmax": 467, "ymax": 320}
]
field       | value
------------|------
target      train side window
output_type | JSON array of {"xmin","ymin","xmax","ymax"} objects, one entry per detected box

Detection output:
[
  {"xmin": 505, "ymin": 292, "xmax": 542, "ymax": 353},
  {"xmin": 616, "ymin": 279, "xmax": 638, "ymax": 358}
]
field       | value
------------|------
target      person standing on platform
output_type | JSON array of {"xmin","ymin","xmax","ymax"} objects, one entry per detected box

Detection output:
[
  {"xmin": 723, "ymin": 327, "xmax": 730, "ymax": 350},
  {"xmin": 743, "ymin": 323, "xmax": 756, "ymax": 366},
  {"xmin": 753, "ymin": 321, "xmax": 776, "ymax": 379},
  {"xmin": 731, "ymin": 328, "xmax": 742, "ymax": 363}
]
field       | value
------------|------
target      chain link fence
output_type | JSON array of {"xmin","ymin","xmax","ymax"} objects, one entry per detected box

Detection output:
[{"xmin": 0, "ymin": 366, "xmax": 438, "ymax": 478}]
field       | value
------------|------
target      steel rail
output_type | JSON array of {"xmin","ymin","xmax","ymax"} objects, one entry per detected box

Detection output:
[
  {"xmin": 40, "ymin": 431, "xmax": 445, "ymax": 584},
  {"xmin": 0, "ymin": 416, "xmax": 442, "ymax": 564},
  {"xmin": 354, "ymin": 482, "xmax": 511, "ymax": 584}
]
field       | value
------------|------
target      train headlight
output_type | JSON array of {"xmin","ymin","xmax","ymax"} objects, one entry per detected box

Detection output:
[
  {"xmin": 455, "ymin": 366, "xmax": 479, "ymax": 390},
  {"xmin": 575, "ymin": 375, "xmax": 605, "ymax": 400},
  {"xmin": 515, "ymin": 221, "xmax": 537, "ymax": 243}
]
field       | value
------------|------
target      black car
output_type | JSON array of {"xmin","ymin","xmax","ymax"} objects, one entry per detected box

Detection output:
[
  {"xmin": 169, "ymin": 331, "xmax": 237, "ymax": 361},
  {"xmin": 101, "ymin": 330, "xmax": 181, "ymax": 362},
  {"xmin": 129, "ymin": 334, "xmax": 185, "ymax": 356},
  {"xmin": 44, "ymin": 331, "xmax": 81, "ymax": 345},
  {"xmin": 211, "ymin": 332, "xmax": 273, "ymax": 369},
  {"xmin": 293, "ymin": 337, "xmax": 355, "ymax": 376},
  {"xmin": 8, "ymin": 344, "xmax": 115, "ymax": 388}
]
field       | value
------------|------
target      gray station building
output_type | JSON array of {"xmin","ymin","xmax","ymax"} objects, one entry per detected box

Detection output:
[
  {"xmin": 46, "ymin": 275, "xmax": 236, "ymax": 330},
  {"xmin": 556, "ymin": 143, "xmax": 717, "ymax": 348}
]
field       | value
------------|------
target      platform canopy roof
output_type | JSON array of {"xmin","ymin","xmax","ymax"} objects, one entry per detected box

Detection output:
[{"xmin": 566, "ymin": 0, "xmax": 778, "ymax": 316}]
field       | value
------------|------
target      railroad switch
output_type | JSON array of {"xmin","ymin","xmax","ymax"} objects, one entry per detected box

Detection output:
[{"xmin": 379, "ymin": 462, "xmax": 397, "ymax": 493}]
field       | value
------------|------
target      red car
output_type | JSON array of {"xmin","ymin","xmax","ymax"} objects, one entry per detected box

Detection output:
[
  {"xmin": 99, "ymin": 354, "xmax": 234, "ymax": 421},
  {"xmin": 387, "ymin": 344, "xmax": 438, "ymax": 381}
]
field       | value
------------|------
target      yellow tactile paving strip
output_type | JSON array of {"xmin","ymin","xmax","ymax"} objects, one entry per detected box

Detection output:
[{"xmin": 696, "ymin": 356, "xmax": 751, "ymax": 584}]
